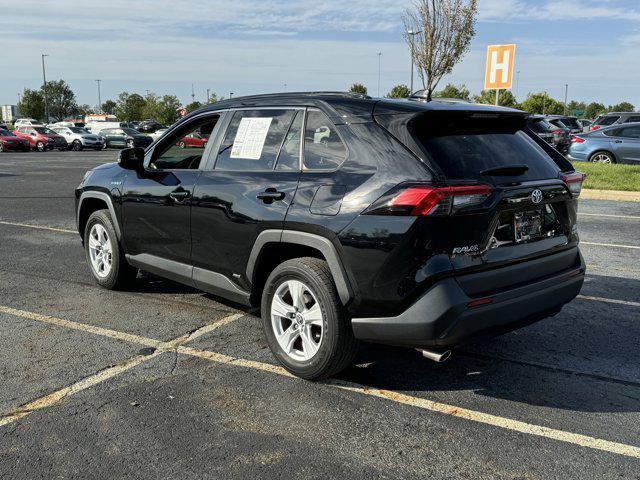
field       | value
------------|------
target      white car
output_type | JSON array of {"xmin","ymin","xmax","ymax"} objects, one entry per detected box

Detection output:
[
  {"xmin": 147, "ymin": 128, "xmax": 168, "ymax": 141},
  {"xmin": 14, "ymin": 118, "xmax": 43, "ymax": 127},
  {"xmin": 50, "ymin": 126, "xmax": 104, "ymax": 151}
]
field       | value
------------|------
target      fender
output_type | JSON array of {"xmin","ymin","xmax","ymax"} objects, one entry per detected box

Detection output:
[
  {"xmin": 247, "ymin": 229, "xmax": 353, "ymax": 305},
  {"xmin": 76, "ymin": 191, "xmax": 122, "ymax": 240}
]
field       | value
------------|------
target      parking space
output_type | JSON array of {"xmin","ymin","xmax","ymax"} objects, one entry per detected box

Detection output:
[{"xmin": 1, "ymin": 151, "xmax": 639, "ymax": 478}]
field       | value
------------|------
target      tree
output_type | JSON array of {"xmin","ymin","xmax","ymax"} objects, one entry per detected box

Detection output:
[
  {"xmin": 434, "ymin": 83, "xmax": 470, "ymax": 101},
  {"xmin": 101, "ymin": 100, "xmax": 117, "ymax": 115},
  {"xmin": 185, "ymin": 101, "xmax": 203, "ymax": 113},
  {"xmin": 349, "ymin": 83, "xmax": 368, "ymax": 95},
  {"xmin": 608, "ymin": 102, "xmax": 635, "ymax": 112},
  {"xmin": 584, "ymin": 102, "xmax": 605, "ymax": 119},
  {"xmin": 474, "ymin": 89, "xmax": 518, "ymax": 108},
  {"xmin": 387, "ymin": 84, "xmax": 411, "ymax": 98},
  {"xmin": 520, "ymin": 92, "xmax": 564, "ymax": 115},
  {"xmin": 17, "ymin": 88, "xmax": 45, "ymax": 120},
  {"xmin": 77, "ymin": 104, "xmax": 93, "ymax": 117},
  {"xmin": 115, "ymin": 92, "xmax": 146, "ymax": 122},
  {"xmin": 567, "ymin": 100, "xmax": 587, "ymax": 116},
  {"xmin": 206, "ymin": 92, "xmax": 224, "ymax": 104},
  {"xmin": 44, "ymin": 80, "xmax": 78, "ymax": 121},
  {"xmin": 142, "ymin": 93, "xmax": 181, "ymax": 125},
  {"xmin": 403, "ymin": 0, "xmax": 477, "ymax": 101}
]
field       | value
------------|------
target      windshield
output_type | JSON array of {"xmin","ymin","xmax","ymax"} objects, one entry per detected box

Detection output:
[
  {"xmin": 0, "ymin": 129, "xmax": 15, "ymax": 136},
  {"xmin": 70, "ymin": 127, "xmax": 90, "ymax": 134},
  {"xmin": 34, "ymin": 127, "xmax": 56, "ymax": 134}
]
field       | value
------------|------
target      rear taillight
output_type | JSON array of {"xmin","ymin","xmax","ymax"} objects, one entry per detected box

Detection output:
[
  {"xmin": 560, "ymin": 171, "xmax": 586, "ymax": 197},
  {"xmin": 590, "ymin": 125, "xmax": 600, "ymax": 131},
  {"xmin": 366, "ymin": 184, "xmax": 493, "ymax": 216},
  {"xmin": 571, "ymin": 136, "xmax": 585, "ymax": 143},
  {"xmin": 552, "ymin": 129, "xmax": 564, "ymax": 135}
]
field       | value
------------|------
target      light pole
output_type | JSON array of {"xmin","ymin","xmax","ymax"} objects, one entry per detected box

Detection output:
[
  {"xmin": 406, "ymin": 30, "xmax": 421, "ymax": 94},
  {"xmin": 191, "ymin": 83, "xmax": 195, "ymax": 103},
  {"xmin": 41, "ymin": 54, "xmax": 49, "ymax": 122},
  {"xmin": 284, "ymin": 83, "xmax": 287, "ymax": 92},
  {"xmin": 206, "ymin": 88, "xmax": 210, "ymax": 103},
  {"xmin": 230, "ymin": 92, "xmax": 234, "ymax": 99},
  {"xmin": 563, "ymin": 84, "xmax": 569, "ymax": 115},
  {"xmin": 377, "ymin": 52, "xmax": 382, "ymax": 97},
  {"xmin": 95, "ymin": 79, "xmax": 102, "ymax": 113},
  {"xmin": 515, "ymin": 70, "xmax": 521, "ymax": 100}
]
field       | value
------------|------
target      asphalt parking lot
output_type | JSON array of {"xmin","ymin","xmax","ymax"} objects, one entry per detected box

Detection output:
[{"xmin": 0, "ymin": 150, "xmax": 639, "ymax": 479}]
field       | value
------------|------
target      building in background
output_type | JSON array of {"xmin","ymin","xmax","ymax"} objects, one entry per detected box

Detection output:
[{"xmin": 1, "ymin": 105, "xmax": 19, "ymax": 122}]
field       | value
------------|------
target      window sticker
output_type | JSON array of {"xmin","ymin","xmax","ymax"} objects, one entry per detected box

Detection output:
[{"xmin": 230, "ymin": 117, "xmax": 273, "ymax": 160}]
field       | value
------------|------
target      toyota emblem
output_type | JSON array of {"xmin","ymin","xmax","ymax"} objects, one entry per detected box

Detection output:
[{"xmin": 531, "ymin": 189, "xmax": 543, "ymax": 204}]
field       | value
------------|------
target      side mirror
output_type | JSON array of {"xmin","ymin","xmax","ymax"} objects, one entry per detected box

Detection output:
[{"xmin": 118, "ymin": 147, "xmax": 145, "ymax": 171}]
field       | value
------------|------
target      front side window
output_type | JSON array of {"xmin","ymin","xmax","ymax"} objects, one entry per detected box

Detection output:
[
  {"xmin": 303, "ymin": 109, "xmax": 347, "ymax": 170},
  {"xmin": 149, "ymin": 115, "xmax": 219, "ymax": 170},
  {"xmin": 215, "ymin": 109, "xmax": 296, "ymax": 171}
]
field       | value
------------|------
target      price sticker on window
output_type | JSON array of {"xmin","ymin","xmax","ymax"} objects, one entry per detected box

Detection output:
[{"xmin": 231, "ymin": 117, "xmax": 273, "ymax": 160}]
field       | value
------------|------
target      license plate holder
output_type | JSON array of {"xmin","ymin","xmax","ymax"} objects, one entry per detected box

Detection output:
[{"xmin": 514, "ymin": 209, "xmax": 543, "ymax": 243}]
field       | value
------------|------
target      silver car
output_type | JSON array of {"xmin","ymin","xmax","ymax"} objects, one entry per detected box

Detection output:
[
  {"xmin": 50, "ymin": 126, "xmax": 104, "ymax": 151},
  {"xmin": 568, "ymin": 122, "xmax": 640, "ymax": 164}
]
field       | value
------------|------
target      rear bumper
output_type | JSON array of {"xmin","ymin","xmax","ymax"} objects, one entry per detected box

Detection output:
[{"xmin": 351, "ymin": 249, "xmax": 585, "ymax": 349}]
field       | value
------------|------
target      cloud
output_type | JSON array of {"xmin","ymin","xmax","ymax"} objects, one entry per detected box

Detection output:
[{"xmin": 479, "ymin": 0, "xmax": 640, "ymax": 21}]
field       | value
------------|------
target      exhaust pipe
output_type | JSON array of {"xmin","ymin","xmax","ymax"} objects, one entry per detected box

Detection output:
[{"xmin": 417, "ymin": 348, "xmax": 452, "ymax": 363}]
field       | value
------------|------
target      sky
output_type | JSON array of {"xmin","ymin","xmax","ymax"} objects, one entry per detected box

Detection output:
[{"xmin": 1, "ymin": 0, "xmax": 639, "ymax": 109}]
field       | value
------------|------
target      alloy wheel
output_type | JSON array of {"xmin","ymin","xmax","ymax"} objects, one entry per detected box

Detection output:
[
  {"xmin": 592, "ymin": 153, "xmax": 612, "ymax": 164},
  {"xmin": 88, "ymin": 223, "xmax": 113, "ymax": 278},
  {"xmin": 271, "ymin": 279, "xmax": 324, "ymax": 362}
]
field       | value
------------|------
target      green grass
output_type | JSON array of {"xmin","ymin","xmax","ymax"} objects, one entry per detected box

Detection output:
[{"xmin": 572, "ymin": 162, "xmax": 640, "ymax": 192}]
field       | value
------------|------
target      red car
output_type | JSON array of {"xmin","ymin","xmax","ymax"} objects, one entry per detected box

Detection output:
[
  {"xmin": 177, "ymin": 132, "xmax": 208, "ymax": 148},
  {"xmin": 0, "ymin": 128, "xmax": 30, "ymax": 152},
  {"xmin": 13, "ymin": 126, "xmax": 68, "ymax": 152}
]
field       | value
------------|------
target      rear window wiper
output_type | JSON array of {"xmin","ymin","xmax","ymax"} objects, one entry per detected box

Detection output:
[{"xmin": 480, "ymin": 165, "xmax": 529, "ymax": 176}]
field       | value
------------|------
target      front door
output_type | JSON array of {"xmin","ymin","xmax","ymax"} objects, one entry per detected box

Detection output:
[
  {"xmin": 121, "ymin": 114, "xmax": 222, "ymax": 267},
  {"xmin": 191, "ymin": 108, "xmax": 304, "ymax": 285},
  {"xmin": 612, "ymin": 126, "xmax": 640, "ymax": 163}
]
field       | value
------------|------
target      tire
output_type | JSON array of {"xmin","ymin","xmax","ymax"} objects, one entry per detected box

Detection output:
[
  {"xmin": 36, "ymin": 141, "xmax": 45, "ymax": 152},
  {"xmin": 126, "ymin": 139, "xmax": 134, "ymax": 149},
  {"xmin": 84, "ymin": 209, "xmax": 137, "ymax": 290},
  {"xmin": 72, "ymin": 140, "xmax": 83, "ymax": 151},
  {"xmin": 179, "ymin": 141, "xmax": 186, "ymax": 148},
  {"xmin": 0, "ymin": 143, "xmax": 4, "ymax": 153},
  {"xmin": 102, "ymin": 142, "xmax": 109, "ymax": 150},
  {"xmin": 261, "ymin": 257, "xmax": 359, "ymax": 380},
  {"xmin": 589, "ymin": 151, "xmax": 615, "ymax": 164}
]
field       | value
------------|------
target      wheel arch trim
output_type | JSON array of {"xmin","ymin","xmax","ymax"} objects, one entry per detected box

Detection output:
[
  {"xmin": 247, "ymin": 229, "xmax": 353, "ymax": 305},
  {"xmin": 77, "ymin": 191, "xmax": 122, "ymax": 240}
]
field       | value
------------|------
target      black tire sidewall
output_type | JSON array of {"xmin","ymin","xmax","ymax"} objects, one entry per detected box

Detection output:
[
  {"xmin": 73, "ymin": 140, "xmax": 83, "ymax": 151},
  {"xmin": 84, "ymin": 210, "xmax": 124, "ymax": 289},
  {"xmin": 36, "ymin": 141, "xmax": 44, "ymax": 152},
  {"xmin": 261, "ymin": 261, "xmax": 343, "ymax": 379},
  {"xmin": 590, "ymin": 151, "xmax": 615, "ymax": 164}
]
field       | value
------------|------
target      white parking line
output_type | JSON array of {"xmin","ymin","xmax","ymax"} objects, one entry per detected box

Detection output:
[
  {"xmin": 577, "ymin": 295, "xmax": 640, "ymax": 308},
  {"xmin": 0, "ymin": 220, "xmax": 76, "ymax": 234},
  {"xmin": 581, "ymin": 241, "xmax": 640, "ymax": 250},
  {"xmin": 579, "ymin": 213, "xmax": 640, "ymax": 220},
  {"xmin": 1, "ymin": 305, "xmax": 639, "ymax": 459}
]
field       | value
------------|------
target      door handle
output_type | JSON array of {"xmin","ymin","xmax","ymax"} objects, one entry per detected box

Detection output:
[
  {"xmin": 613, "ymin": 140, "xmax": 623, "ymax": 143},
  {"xmin": 169, "ymin": 190, "xmax": 191, "ymax": 202},
  {"xmin": 257, "ymin": 188, "xmax": 285, "ymax": 203}
]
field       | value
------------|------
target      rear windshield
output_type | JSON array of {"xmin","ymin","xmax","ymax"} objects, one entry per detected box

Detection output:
[
  {"xmin": 596, "ymin": 115, "xmax": 619, "ymax": 126},
  {"xmin": 528, "ymin": 119, "xmax": 553, "ymax": 133},
  {"xmin": 556, "ymin": 117, "xmax": 581, "ymax": 129},
  {"xmin": 413, "ymin": 113, "xmax": 560, "ymax": 182}
]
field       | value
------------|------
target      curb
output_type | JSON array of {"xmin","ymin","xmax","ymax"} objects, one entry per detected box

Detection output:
[{"xmin": 581, "ymin": 189, "xmax": 640, "ymax": 202}]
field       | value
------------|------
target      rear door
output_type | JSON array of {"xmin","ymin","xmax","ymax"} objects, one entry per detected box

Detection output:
[
  {"xmin": 190, "ymin": 107, "xmax": 303, "ymax": 285},
  {"xmin": 410, "ymin": 111, "xmax": 579, "ymax": 277}
]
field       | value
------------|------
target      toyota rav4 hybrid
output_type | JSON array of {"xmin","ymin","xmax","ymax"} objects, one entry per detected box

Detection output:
[
  {"xmin": 75, "ymin": 93, "xmax": 586, "ymax": 380},
  {"xmin": 14, "ymin": 126, "xmax": 68, "ymax": 151}
]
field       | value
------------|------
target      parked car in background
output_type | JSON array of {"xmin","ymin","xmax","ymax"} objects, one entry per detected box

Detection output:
[
  {"xmin": 590, "ymin": 112, "xmax": 640, "ymax": 131},
  {"xmin": 527, "ymin": 115, "xmax": 570, "ymax": 153},
  {"xmin": 177, "ymin": 132, "xmax": 208, "ymax": 148},
  {"xmin": 50, "ymin": 126, "xmax": 104, "ymax": 151},
  {"xmin": 100, "ymin": 127, "xmax": 153, "ymax": 149},
  {"xmin": 13, "ymin": 126, "xmax": 68, "ymax": 151},
  {"xmin": 544, "ymin": 115, "xmax": 582, "ymax": 134},
  {"xmin": 14, "ymin": 118, "xmax": 44, "ymax": 127},
  {"xmin": 137, "ymin": 119, "xmax": 166, "ymax": 133},
  {"xmin": 148, "ymin": 128, "xmax": 168, "ymax": 141},
  {"xmin": 577, "ymin": 119, "xmax": 593, "ymax": 132},
  {"xmin": 75, "ymin": 92, "xmax": 586, "ymax": 379},
  {"xmin": 0, "ymin": 129, "xmax": 30, "ymax": 152},
  {"xmin": 48, "ymin": 121, "xmax": 76, "ymax": 128},
  {"xmin": 569, "ymin": 122, "xmax": 640, "ymax": 164},
  {"xmin": 85, "ymin": 121, "xmax": 130, "ymax": 135}
]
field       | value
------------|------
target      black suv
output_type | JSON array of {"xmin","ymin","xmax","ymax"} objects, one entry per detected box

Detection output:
[{"xmin": 75, "ymin": 93, "xmax": 586, "ymax": 380}]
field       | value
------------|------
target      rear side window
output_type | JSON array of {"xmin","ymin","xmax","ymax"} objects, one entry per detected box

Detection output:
[
  {"xmin": 413, "ymin": 113, "xmax": 560, "ymax": 182},
  {"xmin": 216, "ymin": 109, "xmax": 296, "ymax": 171},
  {"xmin": 303, "ymin": 109, "xmax": 347, "ymax": 170},
  {"xmin": 624, "ymin": 116, "xmax": 640, "ymax": 123},
  {"xmin": 618, "ymin": 126, "xmax": 640, "ymax": 139}
]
